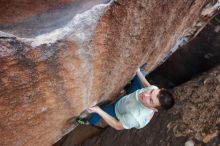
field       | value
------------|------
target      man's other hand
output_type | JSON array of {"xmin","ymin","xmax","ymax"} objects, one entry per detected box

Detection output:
[{"xmin": 137, "ymin": 67, "xmax": 141, "ymax": 73}]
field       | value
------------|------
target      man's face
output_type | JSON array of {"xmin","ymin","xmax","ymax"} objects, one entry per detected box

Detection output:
[{"xmin": 138, "ymin": 89, "xmax": 160, "ymax": 109}]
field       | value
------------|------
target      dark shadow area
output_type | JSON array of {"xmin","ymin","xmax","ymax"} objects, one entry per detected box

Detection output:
[
  {"xmin": 53, "ymin": 125, "xmax": 103, "ymax": 146},
  {"xmin": 147, "ymin": 13, "xmax": 220, "ymax": 88}
]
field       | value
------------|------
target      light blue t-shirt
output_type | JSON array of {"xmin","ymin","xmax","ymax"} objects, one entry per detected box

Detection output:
[{"xmin": 115, "ymin": 85, "xmax": 158, "ymax": 129}]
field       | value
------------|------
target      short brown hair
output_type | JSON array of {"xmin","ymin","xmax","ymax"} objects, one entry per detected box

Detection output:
[{"xmin": 157, "ymin": 89, "xmax": 175, "ymax": 110}]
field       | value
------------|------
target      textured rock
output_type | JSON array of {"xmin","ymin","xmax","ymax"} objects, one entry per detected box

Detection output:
[
  {"xmin": 0, "ymin": 0, "xmax": 218, "ymax": 146},
  {"xmin": 78, "ymin": 63, "xmax": 220, "ymax": 146}
]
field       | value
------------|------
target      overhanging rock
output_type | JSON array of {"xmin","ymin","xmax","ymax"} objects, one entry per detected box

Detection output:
[{"xmin": 0, "ymin": 0, "xmax": 218, "ymax": 145}]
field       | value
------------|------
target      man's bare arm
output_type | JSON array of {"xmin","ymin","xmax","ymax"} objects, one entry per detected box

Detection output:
[
  {"xmin": 136, "ymin": 68, "xmax": 151, "ymax": 87},
  {"xmin": 87, "ymin": 106, "xmax": 124, "ymax": 130}
]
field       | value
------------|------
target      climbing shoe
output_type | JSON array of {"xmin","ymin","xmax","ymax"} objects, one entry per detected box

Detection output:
[{"xmin": 76, "ymin": 118, "xmax": 90, "ymax": 125}]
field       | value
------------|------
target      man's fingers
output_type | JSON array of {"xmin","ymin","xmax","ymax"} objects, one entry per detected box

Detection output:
[
  {"xmin": 87, "ymin": 107, "xmax": 95, "ymax": 113},
  {"xmin": 86, "ymin": 108, "xmax": 92, "ymax": 113},
  {"xmin": 87, "ymin": 106, "xmax": 99, "ymax": 113}
]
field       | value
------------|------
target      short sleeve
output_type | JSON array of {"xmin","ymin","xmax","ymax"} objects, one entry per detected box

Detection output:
[
  {"xmin": 119, "ymin": 114, "xmax": 140, "ymax": 129},
  {"xmin": 138, "ymin": 112, "xmax": 154, "ymax": 129}
]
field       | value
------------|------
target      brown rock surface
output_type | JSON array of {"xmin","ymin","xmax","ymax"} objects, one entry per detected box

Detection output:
[
  {"xmin": 78, "ymin": 63, "xmax": 220, "ymax": 146},
  {"xmin": 0, "ymin": 0, "xmax": 217, "ymax": 146}
]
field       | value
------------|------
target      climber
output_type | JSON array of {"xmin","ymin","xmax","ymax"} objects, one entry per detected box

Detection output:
[{"xmin": 81, "ymin": 67, "xmax": 175, "ymax": 130}]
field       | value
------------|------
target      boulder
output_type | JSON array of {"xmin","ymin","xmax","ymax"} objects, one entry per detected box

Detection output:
[{"xmin": 0, "ymin": 0, "xmax": 217, "ymax": 145}]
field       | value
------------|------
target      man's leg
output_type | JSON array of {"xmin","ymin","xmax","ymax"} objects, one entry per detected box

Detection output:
[{"xmin": 125, "ymin": 75, "xmax": 145, "ymax": 95}]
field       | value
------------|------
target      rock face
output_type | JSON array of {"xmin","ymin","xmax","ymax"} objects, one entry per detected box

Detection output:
[
  {"xmin": 0, "ymin": 0, "xmax": 217, "ymax": 146},
  {"xmin": 78, "ymin": 63, "xmax": 220, "ymax": 146}
]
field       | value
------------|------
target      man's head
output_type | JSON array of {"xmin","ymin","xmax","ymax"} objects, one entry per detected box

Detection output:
[{"xmin": 138, "ymin": 88, "xmax": 175, "ymax": 111}]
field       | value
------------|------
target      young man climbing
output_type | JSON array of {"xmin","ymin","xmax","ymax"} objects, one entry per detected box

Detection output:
[{"xmin": 84, "ymin": 67, "xmax": 175, "ymax": 130}]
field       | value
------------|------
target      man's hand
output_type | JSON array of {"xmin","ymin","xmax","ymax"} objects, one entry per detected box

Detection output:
[
  {"xmin": 87, "ymin": 105, "xmax": 124, "ymax": 130},
  {"xmin": 87, "ymin": 106, "xmax": 101, "ymax": 113},
  {"xmin": 137, "ymin": 67, "xmax": 151, "ymax": 87},
  {"xmin": 137, "ymin": 67, "xmax": 141, "ymax": 73}
]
